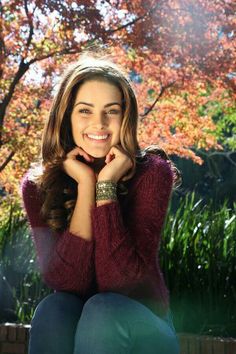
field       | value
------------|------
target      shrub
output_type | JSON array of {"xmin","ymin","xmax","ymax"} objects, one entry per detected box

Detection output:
[{"xmin": 161, "ymin": 192, "xmax": 236, "ymax": 336}]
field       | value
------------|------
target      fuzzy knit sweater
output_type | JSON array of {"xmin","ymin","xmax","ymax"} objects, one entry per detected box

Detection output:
[{"xmin": 20, "ymin": 153, "xmax": 174, "ymax": 317}]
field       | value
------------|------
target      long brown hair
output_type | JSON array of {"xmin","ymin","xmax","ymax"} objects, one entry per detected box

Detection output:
[{"xmin": 28, "ymin": 53, "xmax": 182, "ymax": 232}]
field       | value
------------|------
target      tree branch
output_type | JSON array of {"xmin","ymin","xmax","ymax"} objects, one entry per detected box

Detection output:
[
  {"xmin": 198, "ymin": 150, "xmax": 236, "ymax": 167},
  {"xmin": 0, "ymin": 1, "xmax": 36, "ymax": 143},
  {"xmin": 0, "ymin": 119, "xmax": 31, "ymax": 171},
  {"xmin": 105, "ymin": 1, "xmax": 162, "ymax": 35},
  {"xmin": 106, "ymin": 14, "xmax": 145, "ymax": 34},
  {"xmin": 140, "ymin": 80, "xmax": 176, "ymax": 119},
  {"xmin": 0, "ymin": 1, "xmax": 6, "ymax": 78},
  {"xmin": 0, "ymin": 151, "xmax": 15, "ymax": 172},
  {"xmin": 27, "ymin": 46, "xmax": 80, "ymax": 66},
  {"xmin": 0, "ymin": 60, "xmax": 30, "ymax": 146},
  {"xmin": 24, "ymin": 0, "xmax": 34, "ymax": 49}
]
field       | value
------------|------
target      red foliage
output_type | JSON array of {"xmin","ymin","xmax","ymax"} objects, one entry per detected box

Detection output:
[{"xmin": 0, "ymin": 0, "xmax": 235, "ymax": 198}]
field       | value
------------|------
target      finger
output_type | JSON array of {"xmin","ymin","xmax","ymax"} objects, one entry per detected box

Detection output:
[
  {"xmin": 80, "ymin": 153, "xmax": 94, "ymax": 163},
  {"xmin": 67, "ymin": 146, "xmax": 82, "ymax": 157},
  {"xmin": 68, "ymin": 147, "xmax": 93, "ymax": 162},
  {"xmin": 75, "ymin": 147, "xmax": 94, "ymax": 162},
  {"xmin": 105, "ymin": 152, "xmax": 110, "ymax": 163},
  {"xmin": 105, "ymin": 151, "xmax": 115, "ymax": 164}
]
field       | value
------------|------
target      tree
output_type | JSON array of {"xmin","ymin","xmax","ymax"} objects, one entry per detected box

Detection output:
[{"xmin": 0, "ymin": 0, "xmax": 235, "ymax": 199}]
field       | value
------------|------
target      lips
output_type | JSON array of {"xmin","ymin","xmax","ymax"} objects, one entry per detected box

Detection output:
[
  {"xmin": 87, "ymin": 134, "xmax": 109, "ymax": 139},
  {"xmin": 84, "ymin": 134, "xmax": 111, "ymax": 143}
]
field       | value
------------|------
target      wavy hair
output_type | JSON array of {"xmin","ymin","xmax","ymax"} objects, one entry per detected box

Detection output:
[{"xmin": 28, "ymin": 53, "xmax": 182, "ymax": 232}]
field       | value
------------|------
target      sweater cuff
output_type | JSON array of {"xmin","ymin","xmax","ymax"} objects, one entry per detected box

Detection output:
[
  {"xmin": 55, "ymin": 229, "xmax": 94, "ymax": 266},
  {"xmin": 91, "ymin": 201, "xmax": 126, "ymax": 247}
]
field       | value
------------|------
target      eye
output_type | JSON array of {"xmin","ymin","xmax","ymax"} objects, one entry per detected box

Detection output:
[
  {"xmin": 106, "ymin": 109, "xmax": 121, "ymax": 115},
  {"xmin": 78, "ymin": 109, "xmax": 91, "ymax": 114}
]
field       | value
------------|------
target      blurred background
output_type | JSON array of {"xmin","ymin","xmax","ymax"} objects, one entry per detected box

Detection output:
[{"xmin": 0, "ymin": 0, "xmax": 235, "ymax": 337}]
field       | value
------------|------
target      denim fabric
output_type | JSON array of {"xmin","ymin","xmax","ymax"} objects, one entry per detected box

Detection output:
[{"xmin": 29, "ymin": 291, "xmax": 180, "ymax": 354}]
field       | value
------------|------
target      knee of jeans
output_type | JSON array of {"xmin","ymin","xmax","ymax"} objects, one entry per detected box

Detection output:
[
  {"xmin": 82, "ymin": 292, "xmax": 130, "ymax": 315},
  {"xmin": 31, "ymin": 292, "xmax": 84, "ymax": 328}
]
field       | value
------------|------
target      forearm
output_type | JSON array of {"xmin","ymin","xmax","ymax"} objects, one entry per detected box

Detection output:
[
  {"xmin": 92, "ymin": 160, "xmax": 174, "ymax": 292},
  {"xmin": 21, "ymin": 175, "xmax": 95, "ymax": 295},
  {"xmin": 69, "ymin": 180, "xmax": 96, "ymax": 240}
]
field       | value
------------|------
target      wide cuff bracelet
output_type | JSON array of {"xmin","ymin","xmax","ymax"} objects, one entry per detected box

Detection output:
[{"xmin": 96, "ymin": 180, "xmax": 117, "ymax": 201}]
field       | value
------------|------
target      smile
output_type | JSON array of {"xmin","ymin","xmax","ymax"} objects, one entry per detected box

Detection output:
[{"xmin": 84, "ymin": 134, "xmax": 111, "ymax": 143}]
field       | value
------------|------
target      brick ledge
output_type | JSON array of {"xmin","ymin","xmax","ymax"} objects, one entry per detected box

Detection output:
[{"xmin": 0, "ymin": 324, "xmax": 236, "ymax": 354}]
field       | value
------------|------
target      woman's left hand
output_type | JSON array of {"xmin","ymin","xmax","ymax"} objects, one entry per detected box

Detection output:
[{"xmin": 97, "ymin": 145, "xmax": 133, "ymax": 183}]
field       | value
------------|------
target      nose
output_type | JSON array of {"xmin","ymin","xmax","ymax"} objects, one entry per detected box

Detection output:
[{"xmin": 92, "ymin": 111, "xmax": 108, "ymax": 128}]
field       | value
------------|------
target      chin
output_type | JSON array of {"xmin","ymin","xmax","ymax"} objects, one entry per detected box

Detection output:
[
  {"xmin": 86, "ymin": 149, "xmax": 107, "ymax": 159},
  {"xmin": 76, "ymin": 140, "xmax": 111, "ymax": 158},
  {"xmin": 93, "ymin": 153, "xmax": 107, "ymax": 159}
]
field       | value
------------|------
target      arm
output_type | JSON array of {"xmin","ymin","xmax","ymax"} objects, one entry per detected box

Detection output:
[
  {"xmin": 20, "ymin": 174, "xmax": 96, "ymax": 297},
  {"xmin": 69, "ymin": 180, "xmax": 95, "ymax": 240},
  {"xmin": 91, "ymin": 159, "xmax": 173, "ymax": 293}
]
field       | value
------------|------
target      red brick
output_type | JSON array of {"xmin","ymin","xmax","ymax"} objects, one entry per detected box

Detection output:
[
  {"xmin": 0, "ymin": 326, "xmax": 8, "ymax": 341},
  {"xmin": 212, "ymin": 337, "xmax": 226, "ymax": 354},
  {"xmin": 224, "ymin": 338, "xmax": 236, "ymax": 354},
  {"xmin": 1, "ymin": 342, "xmax": 25, "ymax": 354},
  {"xmin": 24, "ymin": 325, "xmax": 30, "ymax": 342},
  {"xmin": 178, "ymin": 333, "xmax": 189, "ymax": 354},
  {"xmin": 188, "ymin": 335, "xmax": 200, "ymax": 354},
  {"xmin": 16, "ymin": 326, "xmax": 26, "ymax": 342},
  {"xmin": 199, "ymin": 335, "xmax": 213, "ymax": 354},
  {"xmin": 7, "ymin": 325, "xmax": 17, "ymax": 342}
]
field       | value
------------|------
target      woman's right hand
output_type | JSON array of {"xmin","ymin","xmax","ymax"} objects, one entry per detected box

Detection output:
[{"xmin": 62, "ymin": 146, "xmax": 96, "ymax": 184}]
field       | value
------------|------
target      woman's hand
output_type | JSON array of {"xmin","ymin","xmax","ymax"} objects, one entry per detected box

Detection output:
[
  {"xmin": 97, "ymin": 145, "xmax": 133, "ymax": 183},
  {"xmin": 62, "ymin": 146, "xmax": 96, "ymax": 184}
]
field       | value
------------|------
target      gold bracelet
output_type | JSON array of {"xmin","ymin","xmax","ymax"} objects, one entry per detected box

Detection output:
[{"xmin": 96, "ymin": 180, "xmax": 117, "ymax": 201}]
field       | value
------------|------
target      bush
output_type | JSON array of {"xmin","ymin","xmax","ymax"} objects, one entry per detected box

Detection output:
[
  {"xmin": 0, "ymin": 199, "xmax": 51, "ymax": 323},
  {"xmin": 161, "ymin": 192, "xmax": 236, "ymax": 336}
]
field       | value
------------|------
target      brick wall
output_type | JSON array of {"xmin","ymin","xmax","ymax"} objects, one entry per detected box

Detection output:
[
  {"xmin": 0, "ymin": 324, "xmax": 30, "ymax": 354},
  {"xmin": 0, "ymin": 324, "xmax": 236, "ymax": 354},
  {"xmin": 178, "ymin": 333, "xmax": 236, "ymax": 354}
]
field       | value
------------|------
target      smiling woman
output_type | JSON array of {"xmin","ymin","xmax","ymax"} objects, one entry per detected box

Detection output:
[
  {"xmin": 20, "ymin": 51, "xmax": 181, "ymax": 354},
  {"xmin": 70, "ymin": 79, "xmax": 123, "ymax": 162}
]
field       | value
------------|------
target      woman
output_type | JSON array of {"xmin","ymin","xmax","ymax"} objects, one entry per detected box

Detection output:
[{"xmin": 21, "ymin": 52, "xmax": 181, "ymax": 354}]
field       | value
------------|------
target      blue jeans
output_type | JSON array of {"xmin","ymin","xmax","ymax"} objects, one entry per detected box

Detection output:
[{"xmin": 29, "ymin": 291, "xmax": 180, "ymax": 354}]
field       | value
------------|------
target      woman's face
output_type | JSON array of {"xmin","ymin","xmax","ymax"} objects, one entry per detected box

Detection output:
[{"xmin": 70, "ymin": 79, "xmax": 123, "ymax": 158}]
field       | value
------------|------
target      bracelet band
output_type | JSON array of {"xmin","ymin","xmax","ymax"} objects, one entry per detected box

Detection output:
[{"xmin": 96, "ymin": 180, "xmax": 117, "ymax": 201}]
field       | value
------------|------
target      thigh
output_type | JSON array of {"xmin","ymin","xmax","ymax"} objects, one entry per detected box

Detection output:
[
  {"xmin": 74, "ymin": 292, "xmax": 134, "ymax": 354},
  {"xmin": 130, "ymin": 311, "xmax": 180, "ymax": 354},
  {"xmin": 74, "ymin": 292, "xmax": 179, "ymax": 354},
  {"xmin": 29, "ymin": 291, "xmax": 84, "ymax": 354},
  {"xmin": 99, "ymin": 293, "xmax": 179, "ymax": 354}
]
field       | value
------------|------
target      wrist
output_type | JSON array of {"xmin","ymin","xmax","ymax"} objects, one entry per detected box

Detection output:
[
  {"xmin": 96, "ymin": 180, "xmax": 117, "ymax": 202},
  {"xmin": 96, "ymin": 199, "xmax": 115, "ymax": 206},
  {"xmin": 78, "ymin": 182, "xmax": 96, "ymax": 190},
  {"xmin": 79, "ymin": 176, "xmax": 96, "ymax": 186},
  {"xmin": 97, "ymin": 177, "xmax": 118, "ymax": 183}
]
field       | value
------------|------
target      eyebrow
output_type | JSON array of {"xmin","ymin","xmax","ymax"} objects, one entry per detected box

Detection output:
[{"xmin": 74, "ymin": 101, "xmax": 121, "ymax": 108}]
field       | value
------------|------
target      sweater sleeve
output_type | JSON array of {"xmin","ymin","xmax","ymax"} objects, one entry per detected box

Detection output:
[
  {"xmin": 91, "ymin": 158, "xmax": 173, "ymax": 293},
  {"xmin": 20, "ymin": 173, "xmax": 95, "ymax": 297}
]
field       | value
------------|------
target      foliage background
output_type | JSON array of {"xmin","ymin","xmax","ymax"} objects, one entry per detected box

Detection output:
[{"xmin": 0, "ymin": 0, "xmax": 235, "ymax": 336}]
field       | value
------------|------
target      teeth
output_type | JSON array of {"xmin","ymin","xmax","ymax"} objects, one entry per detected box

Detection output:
[{"xmin": 87, "ymin": 134, "xmax": 109, "ymax": 140}]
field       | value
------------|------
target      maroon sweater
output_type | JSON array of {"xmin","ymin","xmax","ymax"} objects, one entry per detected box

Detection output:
[{"xmin": 20, "ymin": 153, "xmax": 174, "ymax": 317}]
